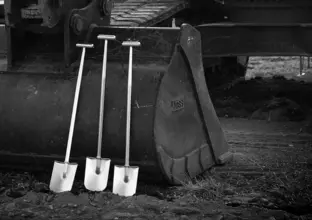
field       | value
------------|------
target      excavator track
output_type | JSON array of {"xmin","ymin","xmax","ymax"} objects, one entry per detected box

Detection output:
[{"xmin": 110, "ymin": 0, "xmax": 188, "ymax": 26}]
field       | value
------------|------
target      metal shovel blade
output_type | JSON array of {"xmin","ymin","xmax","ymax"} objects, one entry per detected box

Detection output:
[
  {"xmin": 84, "ymin": 157, "xmax": 111, "ymax": 191},
  {"xmin": 49, "ymin": 161, "xmax": 78, "ymax": 193},
  {"xmin": 112, "ymin": 165, "xmax": 139, "ymax": 197}
]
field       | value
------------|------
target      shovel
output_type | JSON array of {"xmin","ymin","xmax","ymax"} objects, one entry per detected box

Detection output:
[
  {"xmin": 84, "ymin": 34, "xmax": 116, "ymax": 191},
  {"xmin": 113, "ymin": 40, "xmax": 141, "ymax": 197},
  {"xmin": 49, "ymin": 43, "xmax": 94, "ymax": 193}
]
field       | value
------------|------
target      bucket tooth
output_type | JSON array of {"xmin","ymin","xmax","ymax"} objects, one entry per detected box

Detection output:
[{"xmin": 200, "ymin": 144, "xmax": 214, "ymax": 170}]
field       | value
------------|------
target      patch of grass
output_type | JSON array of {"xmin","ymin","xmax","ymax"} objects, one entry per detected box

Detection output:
[
  {"xmin": 168, "ymin": 146, "xmax": 312, "ymax": 215},
  {"xmin": 172, "ymin": 175, "xmax": 229, "ymax": 202}
]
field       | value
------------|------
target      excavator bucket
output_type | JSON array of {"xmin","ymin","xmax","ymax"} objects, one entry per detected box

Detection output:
[
  {"xmin": 0, "ymin": 0, "xmax": 232, "ymax": 184},
  {"xmin": 0, "ymin": 23, "xmax": 231, "ymax": 184}
]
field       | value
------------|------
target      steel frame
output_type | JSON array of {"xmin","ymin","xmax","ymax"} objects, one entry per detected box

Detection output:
[{"xmin": 197, "ymin": 23, "xmax": 312, "ymax": 57}]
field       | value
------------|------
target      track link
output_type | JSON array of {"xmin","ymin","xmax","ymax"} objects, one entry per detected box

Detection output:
[{"xmin": 110, "ymin": 0, "xmax": 188, "ymax": 26}]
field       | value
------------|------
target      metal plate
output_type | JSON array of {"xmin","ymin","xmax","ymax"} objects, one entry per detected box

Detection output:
[
  {"xmin": 0, "ymin": 24, "xmax": 6, "ymax": 56},
  {"xmin": 0, "ymin": 0, "xmax": 4, "ymax": 19},
  {"xmin": 197, "ymin": 23, "xmax": 312, "ymax": 57},
  {"xmin": 21, "ymin": 5, "xmax": 42, "ymax": 19}
]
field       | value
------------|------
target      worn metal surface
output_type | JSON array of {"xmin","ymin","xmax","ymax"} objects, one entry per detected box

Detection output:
[
  {"xmin": 0, "ymin": 24, "xmax": 5, "ymax": 56},
  {"xmin": 197, "ymin": 23, "xmax": 312, "ymax": 57},
  {"xmin": 5, "ymin": 26, "xmax": 180, "ymax": 73},
  {"xmin": 0, "ymin": 62, "xmax": 160, "ymax": 160},
  {"xmin": 40, "ymin": 0, "xmax": 89, "ymax": 28},
  {"xmin": 4, "ymin": 0, "xmax": 189, "ymax": 67},
  {"xmin": 222, "ymin": 0, "xmax": 312, "ymax": 23},
  {"xmin": 62, "ymin": 0, "xmax": 187, "ymax": 65},
  {"xmin": 179, "ymin": 24, "xmax": 229, "ymax": 160},
  {"xmin": 154, "ymin": 24, "xmax": 229, "ymax": 184},
  {"xmin": 85, "ymin": 26, "xmax": 180, "ymax": 61},
  {"xmin": 0, "ymin": 24, "xmax": 228, "ymax": 185}
]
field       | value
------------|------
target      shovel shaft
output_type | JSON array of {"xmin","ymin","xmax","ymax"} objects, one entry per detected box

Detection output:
[
  {"xmin": 125, "ymin": 46, "xmax": 133, "ymax": 167},
  {"xmin": 65, "ymin": 45, "xmax": 89, "ymax": 163},
  {"xmin": 122, "ymin": 40, "xmax": 140, "ymax": 167},
  {"xmin": 97, "ymin": 39, "xmax": 109, "ymax": 158},
  {"xmin": 63, "ymin": 162, "xmax": 68, "ymax": 177}
]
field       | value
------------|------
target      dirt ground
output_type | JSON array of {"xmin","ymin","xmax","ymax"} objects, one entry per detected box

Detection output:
[
  {"xmin": 0, "ymin": 57, "xmax": 312, "ymax": 220},
  {"xmin": 211, "ymin": 57, "xmax": 312, "ymax": 124}
]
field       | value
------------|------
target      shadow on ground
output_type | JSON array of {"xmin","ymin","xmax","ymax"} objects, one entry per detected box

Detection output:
[{"xmin": 210, "ymin": 75, "xmax": 312, "ymax": 133}]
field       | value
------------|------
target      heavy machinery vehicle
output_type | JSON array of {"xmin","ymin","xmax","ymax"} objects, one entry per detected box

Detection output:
[{"xmin": 0, "ymin": 0, "xmax": 311, "ymax": 185}]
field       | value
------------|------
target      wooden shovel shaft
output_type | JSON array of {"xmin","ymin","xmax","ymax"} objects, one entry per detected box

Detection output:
[
  {"xmin": 125, "ymin": 46, "xmax": 133, "ymax": 167},
  {"xmin": 97, "ymin": 39, "xmax": 109, "ymax": 158},
  {"xmin": 65, "ymin": 46, "xmax": 87, "ymax": 163}
]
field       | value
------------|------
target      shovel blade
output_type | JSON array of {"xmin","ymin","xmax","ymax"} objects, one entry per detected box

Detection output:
[
  {"xmin": 49, "ymin": 161, "xmax": 78, "ymax": 193},
  {"xmin": 84, "ymin": 157, "xmax": 111, "ymax": 191},
  {"xmin": 112, "ymin": 165, "xmax": 139, "ymax": 197}
]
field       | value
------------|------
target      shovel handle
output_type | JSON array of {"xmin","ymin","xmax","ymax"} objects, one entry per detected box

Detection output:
[
  {"xmin": 64, "ymin": 43, "xmax": 94, "ymax": 163},
  {"xmin": 123, "ymin": 40, "xmax": 140, "ymax": 167},
  {"xmin": 97, "ymin": 35, "xmax": 116, "ymax": 158},
  {"xmin": 98, "ymin": 34, "xmax": 116, "ymax": 40},
  {"xmin": 76, "ymin": 43, "xmax": 94, "ymax": 48}
]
